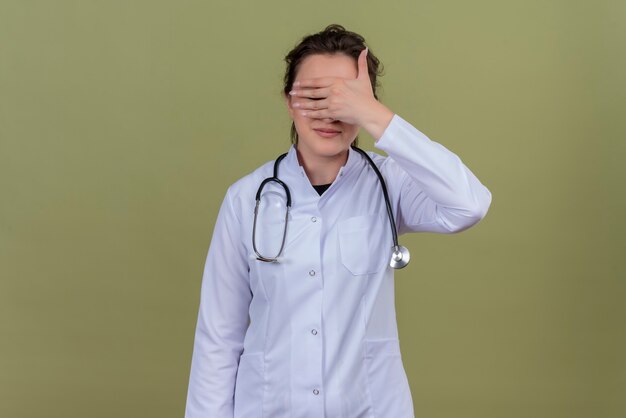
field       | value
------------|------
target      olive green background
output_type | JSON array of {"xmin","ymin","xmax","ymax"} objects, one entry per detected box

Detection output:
[{"xmin": 1, "ymin": 1, "xmax": 624, "ymax": 417}]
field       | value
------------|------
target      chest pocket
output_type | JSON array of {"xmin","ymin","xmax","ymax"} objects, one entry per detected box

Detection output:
[{"xmin": 338, "ymin": 213, "xmax": 390, "ymax": 275}]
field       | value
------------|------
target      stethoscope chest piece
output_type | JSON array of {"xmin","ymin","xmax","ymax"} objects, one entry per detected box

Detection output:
[{"xmin": 390, "ymin": 245, "xmax": 411, "ymax": 269}]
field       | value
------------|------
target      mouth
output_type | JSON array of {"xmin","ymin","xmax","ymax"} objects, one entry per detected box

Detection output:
[{"xmin": 313, "ymin": 128, "xmax": 341, "ymax": 138}]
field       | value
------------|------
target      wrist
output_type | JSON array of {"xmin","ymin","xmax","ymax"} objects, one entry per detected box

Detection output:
[{"xmin": 361, "ymin": 100, "xmax": 395, "ymax": 141}]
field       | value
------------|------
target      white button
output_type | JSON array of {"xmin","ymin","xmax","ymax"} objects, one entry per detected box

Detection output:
[
  {"xmin": 313, "ymin": 389, "xmax": 319, "ymax": 395},
  {"xmin": 311, "ymin": 329, "xmax": 318, "ymax": 335},
  {"xmin": 311, "ymin": 217, "xmax": 317, "ymax": 223},
  {"xmin": 309, "ymin": 270, "xmax": 316, "ymax": 276}
]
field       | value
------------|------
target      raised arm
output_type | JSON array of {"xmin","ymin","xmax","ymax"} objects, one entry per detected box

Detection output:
[
  {"xmin": 287, "ymin": 46, "xmax": 491, "ymax": 234},
  {"xmin": 375, "ymin": 113, "xmax": 492, "ymax": 234}
]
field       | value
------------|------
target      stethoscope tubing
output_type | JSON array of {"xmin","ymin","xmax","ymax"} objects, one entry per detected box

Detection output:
[
  {"xmin": 350, "ymin": 146, "xmax": 400, "ymax": 249},
  {"xmin": 252, "ymin": 146, "xmax": 410, "ymax": 268}
]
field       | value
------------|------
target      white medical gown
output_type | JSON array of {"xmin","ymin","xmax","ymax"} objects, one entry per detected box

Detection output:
[{"xmin": 184, "ymin": 114, "xmax": 492, "ymax": 418}]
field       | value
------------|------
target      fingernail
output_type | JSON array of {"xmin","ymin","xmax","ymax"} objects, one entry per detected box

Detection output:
[
  {"xmin": 289, "ymin": 90, "xmax": 296, "ymax": 95},
  {"xmin": 293, "ymin": 81, "xmax": 300, "ymax": 87}
]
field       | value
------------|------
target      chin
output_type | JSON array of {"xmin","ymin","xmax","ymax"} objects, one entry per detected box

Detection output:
[{"xmin": 301, "ymin": 137, "xmax": 350, "ymax": 158}]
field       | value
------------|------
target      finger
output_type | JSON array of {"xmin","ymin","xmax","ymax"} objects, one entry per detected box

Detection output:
[
  {"xmin": 293, "ymin": 77, "xmax": 335, "ymax": 89},
  {"xmin": 292, "ymin": 98, "xmax": 329, "ymax": 110},
  {"xmin": 357, "ymin": 47, "xmax": 369, "ymax": 81},
  {"xmin": 289, "ymin": 86, "xmax": 331, "ymax": 98},
  {"xmin": 300, "ymin": 109, "xmax": 332, "ymax": 119}
]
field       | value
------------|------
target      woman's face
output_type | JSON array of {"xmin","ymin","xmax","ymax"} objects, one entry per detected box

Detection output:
[{"xmin": 285, "ymin": 53, "xmax": 359, "ymax": 162}]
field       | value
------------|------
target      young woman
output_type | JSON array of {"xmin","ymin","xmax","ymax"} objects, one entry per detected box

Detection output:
[{"xmin": 185, "ymin": 24, "xmax": 492, "ymax": 418}]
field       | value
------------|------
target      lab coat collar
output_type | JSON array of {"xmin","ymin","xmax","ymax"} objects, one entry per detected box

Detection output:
[{"xmin": 282, "ymin": 144, "xmax": 362, "ymax": 181}]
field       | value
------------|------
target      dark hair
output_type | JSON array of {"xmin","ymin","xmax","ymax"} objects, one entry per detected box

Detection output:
[{"xmin": 282, "ymin": 24, "xmax": 384, "ymax": 147}]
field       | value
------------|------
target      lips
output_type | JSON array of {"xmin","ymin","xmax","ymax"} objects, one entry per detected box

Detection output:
[{"xmin": 313, "ymin": 128, "xmax": 341, "ymax": 138}]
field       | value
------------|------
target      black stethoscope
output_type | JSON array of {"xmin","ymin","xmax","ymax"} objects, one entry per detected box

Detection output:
[{"xmin": 252, "ymin": 145, "xmax": 410, "ymax": 269}]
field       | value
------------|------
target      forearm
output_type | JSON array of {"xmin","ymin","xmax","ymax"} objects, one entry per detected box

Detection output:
[
  {"xmin": 375, "ymin": 114, "xmax": 492, "ymax": 232},
  {"xmin": 360, "ymin": 100, "xmax": 395, "ymax": 141}
]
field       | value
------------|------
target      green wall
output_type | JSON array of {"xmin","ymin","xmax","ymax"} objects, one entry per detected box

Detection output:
[{"xmin": 1, "ymin": 1, "xmax": 624, "ymax": 417}]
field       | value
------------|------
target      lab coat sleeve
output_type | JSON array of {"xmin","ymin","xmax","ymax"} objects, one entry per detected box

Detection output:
[
  {"xmin": 185, "ymin": 186, "xmax": 252, "ymax": 418},
  {"xmin": 374, "ymin": 113, "xmax": 492, "ymax": 234}
]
